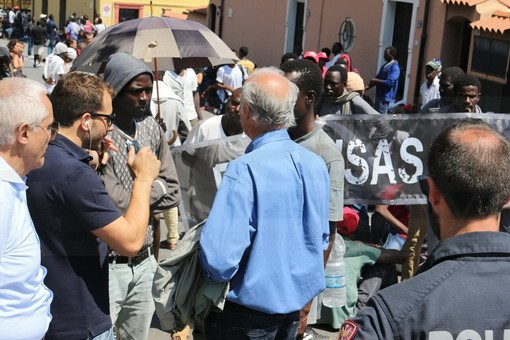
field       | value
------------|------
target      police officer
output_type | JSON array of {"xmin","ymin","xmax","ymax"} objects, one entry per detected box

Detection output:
[{"xmin": 339, "ymin": 119, "xmax": 510, "ymax": 339}]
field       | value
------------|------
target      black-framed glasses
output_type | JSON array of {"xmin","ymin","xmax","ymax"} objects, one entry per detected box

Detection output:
[
  {"xmin": 418, "ymin": 174, "xmax": 429, "ymax": 196},
  {"xmin": 90, "ymin": 112, "xmax": 116, "ymax": 127}
]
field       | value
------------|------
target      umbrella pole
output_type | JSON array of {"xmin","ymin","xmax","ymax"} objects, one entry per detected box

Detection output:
[{"xmin": 154, "ymin": 57, "xmax": 161, "ymax": 121}]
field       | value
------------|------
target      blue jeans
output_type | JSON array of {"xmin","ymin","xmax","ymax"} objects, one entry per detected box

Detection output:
[
  {"xmin": 109, "ymin": 253, "xmax": 158, "ymax": 340},
  {"xmin": 47, "ymin": 38, "xmax": 55, "ymax": 55},
  {"xmin": 28, "ymin": 37, "xmax": 33, "ymax": 55},
  {"xmin": 205, "ymin": 301, "xmax": 300, "ymax": 340},
  {"xmin": 89, "ymin": 327, "xmax": 115, "ymax": 340}
]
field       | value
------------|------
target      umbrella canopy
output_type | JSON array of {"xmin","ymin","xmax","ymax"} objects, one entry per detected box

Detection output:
[{"xmin": 72, "ymin": 16, "xmax": 238, "ymax": 73}]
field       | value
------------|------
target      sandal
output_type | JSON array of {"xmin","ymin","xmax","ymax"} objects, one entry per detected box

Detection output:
[{"xmin": 172, "ymin": 324, "xmax": 190, "ymax": 340}]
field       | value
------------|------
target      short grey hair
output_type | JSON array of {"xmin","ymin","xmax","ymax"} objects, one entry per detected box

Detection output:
[
  {"xmin": 241, "ymin": 67, "xmax": 297, "ymax": 129},
  {"xmin": 0, "ymin": 78, "xmax": 48, "ymax": 146}
]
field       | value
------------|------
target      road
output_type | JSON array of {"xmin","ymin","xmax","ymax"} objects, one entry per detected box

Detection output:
[{"xmin": 1, "ymin": 37, "xmax": 339, "ymax": 340}]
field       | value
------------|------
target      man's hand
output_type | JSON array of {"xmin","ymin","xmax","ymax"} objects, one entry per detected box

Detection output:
[
  {"xmin": 86, "ymin": 136, "xmax": 120, "ymax": 172},
  {"xmin": 156, "ymin": 117, "xmax": 167, "ymax": 132},
  {"xmin": 102, "ymin": 135, "xmax": 119, "ymax": 155},
  {"xmin": 127, "ymin": 146, "xmax": 160, "ymax": 183},
  {"xmin": 368, "ymin": 78, "xmax": 379, "ymax": 88}
]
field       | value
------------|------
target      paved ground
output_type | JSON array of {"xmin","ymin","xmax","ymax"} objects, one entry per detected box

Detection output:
[
  {"xmin": 150, "ymin": 225, "xmax": 339, "ymax": 339},
  {"xmin": 1, "ymin": 37, "xmax": 339, "ymax": 340}
]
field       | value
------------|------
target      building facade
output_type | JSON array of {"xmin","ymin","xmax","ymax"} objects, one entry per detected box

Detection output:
[
  {"xmin": 32, "ymin": 0, "xmax": 207, "ymax": 35},
  {"xmin": 207, "ymin": 0, "xmax": 510, "ymax": 112}
]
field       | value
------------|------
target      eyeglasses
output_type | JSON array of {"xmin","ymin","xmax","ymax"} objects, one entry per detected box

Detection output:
[
  {"xmin": 90, "ymin": 112, "xmax": 116, "ymax": 127},
  {"xmin": 40, "ymin": 121, "xmax": 60, "ymax": 140}
]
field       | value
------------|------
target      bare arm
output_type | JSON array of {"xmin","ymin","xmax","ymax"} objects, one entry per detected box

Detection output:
[
  {"xmin": 11, "ymin": 53, "xmax": 23, "ymax": 69},
  {"xmin": 193, "ymin": 91, "xmax": 203, "ymax": 120},
  {"xmin": 92, "ymin": 147, "xmax": 161, "ymax": 256},
  {"xmin": 376, "ymin": 248, "xmax": 405, "ymax": 264},
  {"xmin": 375, "ymin": 205, "xmax": 408, "ymax": 235},
  {"xmin": 214, "ymin": 81, "xmax": 236, "ymax": 94},
  {"xmin": 323, "ymin": 221, "xmax": 336, "ymax": 266}
]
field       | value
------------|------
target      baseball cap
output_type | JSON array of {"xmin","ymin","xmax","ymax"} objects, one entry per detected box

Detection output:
[
  {"xmin": 336, "ymin": 207, "xmax": 360, "ymax": 236},
  {"xmin": 426, "ymin": 58, "xmax": 442, "ymax": 71},
  {"xmin": 317, "ymin": 52, "xmax": 330, "ymax": 61},
  {"xmin": 303, "ymin": 51, "xmax": 318, "ymax": 63},
  {"xmin": 40, "ymin": 14, "xmax": 47, "ymax": 19},
  {"xmin": 54, "ymin": 42, "xmax": 68, "ymax": 55},
  {"xmin": 67, "ymin": 48, "xmax": 77, "ymax": 60}
]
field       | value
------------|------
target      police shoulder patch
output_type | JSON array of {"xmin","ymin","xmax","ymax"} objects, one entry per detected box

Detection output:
[{"xmin": 338, "ymin": 320, "xmax": 358, "ymax": 340}]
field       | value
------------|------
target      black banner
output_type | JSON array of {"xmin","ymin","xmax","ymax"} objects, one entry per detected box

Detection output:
[{"xmin": 172, "ymin": 113, "xmax": 510, "ymax": 228}]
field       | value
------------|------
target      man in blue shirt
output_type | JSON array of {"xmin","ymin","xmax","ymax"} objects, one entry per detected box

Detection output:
[
  {"xmin": 367, "ymin": 46, "xmax": 400, "ymax": 114},
  {"xmin": 200, "ymin": 67, "xmax": 330, "ymax": 339},
  {"xmin": 281, "ymin": 59, "xmax": 345, "ymax": 339},
  {"xmin": 27, "ymin": 72, "xmax": 161, "ymax": 340}
]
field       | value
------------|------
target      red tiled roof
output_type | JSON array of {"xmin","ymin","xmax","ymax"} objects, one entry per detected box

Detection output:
[
  {"xmin": 441, "ymin": 0, "xmax": 488, "ymax": 5},
  {"xmin": 442, "ymin": 0, "xmax": 510, "ymax": 33},
  {"xmin": 471, "ymin": 13, "xmax": 510, "ymax": 32}
]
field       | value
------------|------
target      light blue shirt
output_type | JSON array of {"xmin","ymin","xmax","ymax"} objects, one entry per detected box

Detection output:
[
  {"xmin": 0, "ymin": 156, "xmax": 53, "ymax": 339},
  {"xmin": 200, "ymin": 129, "xmax": 330, "ymax": 314}
]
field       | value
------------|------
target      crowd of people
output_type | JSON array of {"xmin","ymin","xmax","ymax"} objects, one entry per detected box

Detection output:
[
  {"xmin": 0, "ymin": 10, "xmax": 505, "ymax": 340},
  {"xmin": 0, "ymin": 7, "xmax": 103, "ymax": 83}
]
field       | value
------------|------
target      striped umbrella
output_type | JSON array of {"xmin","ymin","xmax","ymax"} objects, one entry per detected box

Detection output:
[{"xmin": 72, "ymin": 16, "xmax": 238, "ymax": 73}]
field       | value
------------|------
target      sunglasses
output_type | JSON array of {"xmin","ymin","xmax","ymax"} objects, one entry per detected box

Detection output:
[{"xmin": 418, "ymin": 175, "xmax": 429, "ymax": 196}]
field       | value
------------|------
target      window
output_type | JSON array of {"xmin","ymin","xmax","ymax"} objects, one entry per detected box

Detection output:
[
  {"xmin": 339, "ymin": 18, "xmax": 355, "ymax": 52},
  {"xmin": 472, "ymin": 36, "xmax": 509, "ymax": 79},
  {"xmin": 114, "ymin": 4, "xmax": 143, "ymax": 24}
]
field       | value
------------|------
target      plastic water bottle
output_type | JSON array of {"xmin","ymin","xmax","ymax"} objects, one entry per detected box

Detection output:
[{"xmin": 322, "ymin": 236, "xmax": 347, "ymax": 308}]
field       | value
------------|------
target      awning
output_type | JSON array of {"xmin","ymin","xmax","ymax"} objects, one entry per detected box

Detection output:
[
  {"xmin": 441, "ymin": 0, "xmax": 488, "ymax": 5},
  {"xmin": 471, "ymin": 11, "xmax": 510, "ymax": 32}
]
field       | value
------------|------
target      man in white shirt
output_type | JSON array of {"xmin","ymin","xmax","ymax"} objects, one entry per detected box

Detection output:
[
  {"xmin": 0, "ymin": 77, "xmax": 54, "ymax": 340},
  {"xmin": 215, "ymin": 63, "xmax": 244, "ymax": 105},
  {"xmin": 151, "ymin": 71, "xmax": 191, "ymax": 147},
  {"xmin": 184, "ymin": 88, "xmax": 243, "ymax": 144},
  {"xmin": 8, "ymin": 6, "xmax": 17, "ymax": 26},
  {"xmin": 95, "ymin": 18, "xmax": 106, "ymax": 34},
  {"xmin": 43, "ymin": 42, "xmax": 68, "ymax": 94},
  {"xmin": 163, "ymin": 68, "xmax": 202, "ymax": 127},
  {"xmin": 420, "ymin": 59, "xmax": 441, "ymax": 109}
]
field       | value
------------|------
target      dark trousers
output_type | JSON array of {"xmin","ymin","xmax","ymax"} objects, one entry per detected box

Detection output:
[
  {"xmin": 205, "ymin": 301, "xmax": 300, "ymax": 340},
  {"xmin": 357, "ymin": 263, "xmax": 398, "ymax": 310}
]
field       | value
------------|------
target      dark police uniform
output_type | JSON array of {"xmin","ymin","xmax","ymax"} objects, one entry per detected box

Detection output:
[{"xmin": 339, "ymin": 232, "xmax": 510, "ymax": 340}]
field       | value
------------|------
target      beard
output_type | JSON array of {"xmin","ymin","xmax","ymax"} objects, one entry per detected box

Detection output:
[
  {"xmin": 133, "ymin": 104, "xmax": 150, "ymax": 118},
  {"xmin": 88, "ymin": 126, "xmax": 105, "ymax": 151}
]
